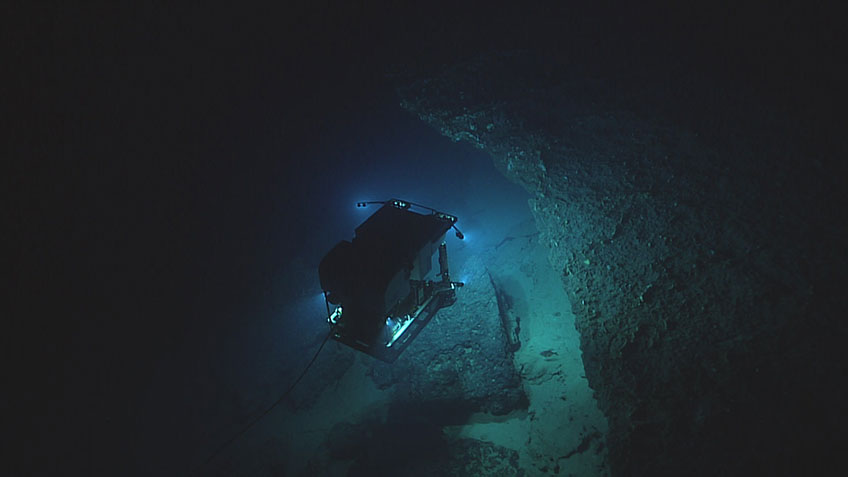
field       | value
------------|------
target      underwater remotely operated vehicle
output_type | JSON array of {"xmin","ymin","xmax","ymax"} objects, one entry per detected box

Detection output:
[
  {"xmin": 198, "ymin": 199, "xmax": 465, "ymax": 469},
  {"xmin": 319, "ymin": 199, "xmax": 465, "ymax": 362}
]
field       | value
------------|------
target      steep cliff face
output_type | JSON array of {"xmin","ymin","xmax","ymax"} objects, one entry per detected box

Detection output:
[{"xmin": 397, "ymin": 52, "xmax": 847, "ymax": 475}]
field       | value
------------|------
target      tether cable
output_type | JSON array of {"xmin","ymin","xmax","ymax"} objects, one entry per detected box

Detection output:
[{"xmin": 196, "ymin": 330, "xmax": 332, "ymax": 472}]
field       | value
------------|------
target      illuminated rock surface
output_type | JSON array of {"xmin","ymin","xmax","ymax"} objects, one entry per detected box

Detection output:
[{"xmin": 396, "ymin": 51, "xmax": 847, "ymax": 476}]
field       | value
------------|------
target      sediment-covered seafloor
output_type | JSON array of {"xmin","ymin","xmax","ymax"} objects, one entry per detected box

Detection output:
[
  {"xmin": 282, "ymin": 238, "xmax": 607, "ymax": 475},
  {"xmin": 395, "ymin": 51, "xmax": 847, "ymax": 475}
]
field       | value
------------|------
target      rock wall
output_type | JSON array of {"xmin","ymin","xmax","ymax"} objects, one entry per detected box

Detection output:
[{"xmin": 397, "ymin": 52, "xmax": 847, "ymax": 476}]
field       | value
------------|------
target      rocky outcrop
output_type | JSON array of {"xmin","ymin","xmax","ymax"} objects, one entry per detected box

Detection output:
[{"xmin": 396, "ymin": 51, "xmax": 847, "ymax": 476}]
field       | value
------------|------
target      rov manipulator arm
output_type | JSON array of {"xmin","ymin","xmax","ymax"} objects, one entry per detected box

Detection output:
[{"xmin": 436, "ymin": 241, "xmax": 463, "ymax": 297}]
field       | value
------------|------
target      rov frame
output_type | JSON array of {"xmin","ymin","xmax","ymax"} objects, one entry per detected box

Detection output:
[{"xmin": 319, "ymin": 199, "xmax": 464, "ymax": 362}]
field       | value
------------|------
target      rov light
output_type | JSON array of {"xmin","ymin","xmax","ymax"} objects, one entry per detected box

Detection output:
[
  {"xmin": 435, "ymin": 212, "xmax": 458, "ymax": 223},
  {"xmin": 385, "ymin": 317, "xmax": 401, "ymax": 335},
  {"xmin": 329, "ymin": 306, "xmax": 343, "ymax": 324},
  {"xmin": 386, "ymin": 315, "xmax": 414, "ymax": 348}
]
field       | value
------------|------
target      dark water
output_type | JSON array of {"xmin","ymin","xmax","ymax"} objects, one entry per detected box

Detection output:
[{"xmin": 9, "ymin": 3, "xmax": 845, "ymax": 475}]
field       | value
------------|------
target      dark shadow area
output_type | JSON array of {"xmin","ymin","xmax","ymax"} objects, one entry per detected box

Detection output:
[
  {"xmin": 321, "ymin": 399, "xmax": 524, "ymax": 476},
  {"xmin": 331, "ymin": 414, "xmax": 450, "ymax": 477}
]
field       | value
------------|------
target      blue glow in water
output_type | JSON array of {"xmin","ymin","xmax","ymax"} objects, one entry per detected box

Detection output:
[{"xmin": 313, "ymin": 291, "xmax": 327, "ymax": 309}]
